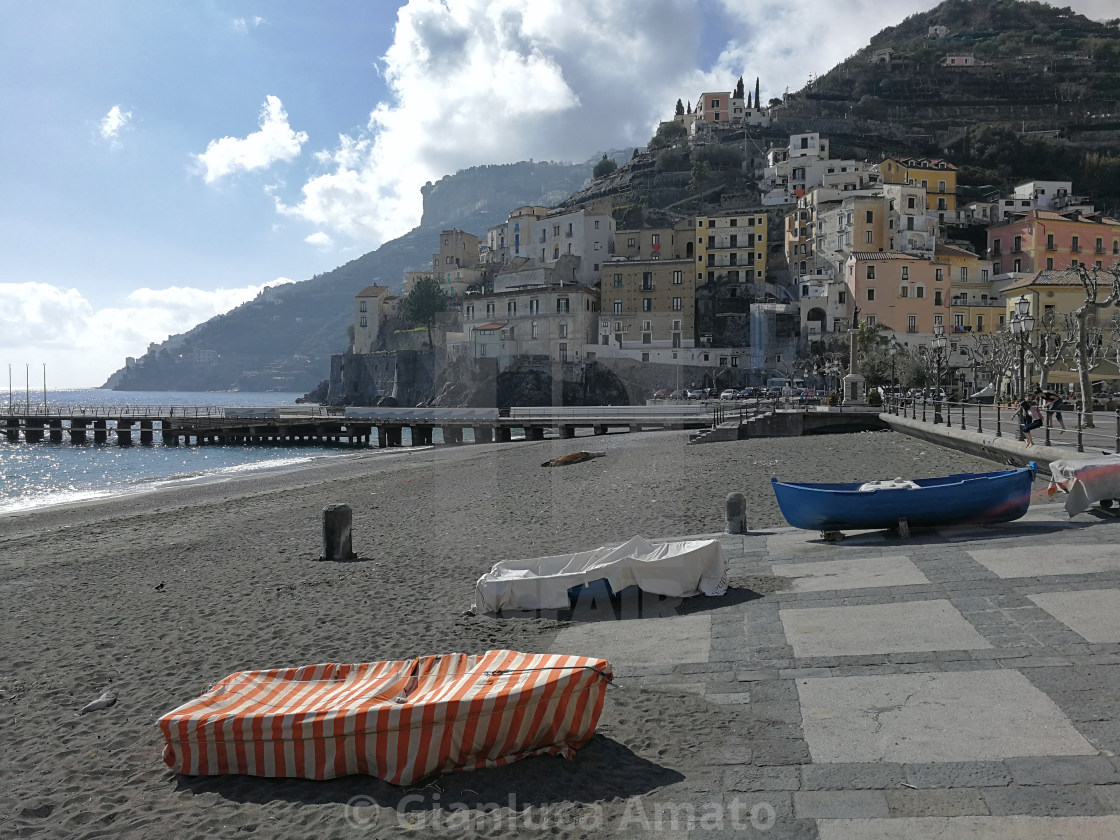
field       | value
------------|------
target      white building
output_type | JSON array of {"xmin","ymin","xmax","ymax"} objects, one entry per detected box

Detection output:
[
  {"xmin": 459, "ymin": 283, "xmax": 599, "ymax": 369},
  {"xmin": 539, "ymin": 204, "xmax": 616, "ymax": 286}
]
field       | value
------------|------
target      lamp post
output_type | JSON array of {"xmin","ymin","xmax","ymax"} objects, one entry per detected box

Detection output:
[
  {"xmin": 1009, "ymin": 295, "xmax": 1035, "ymax": 440},
  {"xmin": 931, "ymin": 325, "xmax": 947, "ymax": 424},
  {"xmin": 1009, "ymin": 294, "xmax": 1035, "ymax": 402}
]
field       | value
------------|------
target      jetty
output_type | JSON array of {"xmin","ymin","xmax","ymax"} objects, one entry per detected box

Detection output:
[{"xmin": 0, "ymin": 403, "xmax": 721, "ymax": 448}]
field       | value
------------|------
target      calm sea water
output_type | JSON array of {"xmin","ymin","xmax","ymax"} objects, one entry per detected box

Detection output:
[{"xmin": 0, "ymin": 390, "xmax": 375, "ymax": 515}]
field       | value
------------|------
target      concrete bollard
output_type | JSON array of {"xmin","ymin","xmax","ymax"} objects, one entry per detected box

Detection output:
[
  {"xmin": 320, "ymin": 504, "xmax": 357, "ymax": 561},
  {"xmin": 725, "ymin": 492, "xmax": 748, "ymax": 534}
]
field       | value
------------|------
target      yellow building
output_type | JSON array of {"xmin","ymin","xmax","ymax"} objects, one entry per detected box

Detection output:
[
  {"xmin": 937, "ymin": 244, "xmax": 1001, "ymax": 335},
  {"xmin": 351, "ymin": 285, "xmax": 399, "ymax": 353},
  {"xmin": 600, "ymin": 258, "xmax": 696, "ymax": 356},
  {"xmin": 695, "ymin": 212, "xmax": 767, "ymax": 285},
  {"xmin": 880, "ymin": 157, "xmax": 957, "ymax": 222}
]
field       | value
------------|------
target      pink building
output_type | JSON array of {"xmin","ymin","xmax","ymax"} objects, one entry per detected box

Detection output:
[
  {"xmin": 988, "ymin": 210, "xmax": 1120, "ymax": 275},
  {"xmin": 695, "ymin": 92, "xmax": 731, "ymax": 124}
]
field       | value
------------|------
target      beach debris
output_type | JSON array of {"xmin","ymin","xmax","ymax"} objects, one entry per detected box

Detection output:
[
  {"xmin": 541, "ymin": 451, "xmax": 606, "ymax": 468},
  {"xmin": 80, "ymin": 688, "xmax": 117, "ymax": 715},
  {"xmin": 320, "ymin": 503, "xmax": 357, "ymax": 561}
]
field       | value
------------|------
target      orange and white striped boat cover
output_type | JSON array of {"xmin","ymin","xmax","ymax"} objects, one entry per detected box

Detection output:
[{"xmin": 159, "ymin": 649, "xmax": 612, "ymax": 785}]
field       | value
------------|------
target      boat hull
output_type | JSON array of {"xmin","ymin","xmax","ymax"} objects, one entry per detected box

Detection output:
[{"xmin": 771, "ymin": 465, "xmax": 1035, "ymax": 532}]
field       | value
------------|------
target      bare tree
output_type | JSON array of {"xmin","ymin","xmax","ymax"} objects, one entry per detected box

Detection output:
[
  {"xmin": 1032, "ymin": 309, "xmax": 1074, "ymax": 389},
  {"xmin": 963, "ymin": 331, "xmax": 1018, "ymax": 401},
  {"xmin": 1069, "ymin": 266, "xmax": 1120, "ymax": 427}
]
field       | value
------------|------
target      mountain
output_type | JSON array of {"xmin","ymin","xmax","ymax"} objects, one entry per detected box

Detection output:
[
  {"xmin": 771, "ymin": 0, "xmax": 1120, "ymax": 203},
  {"xmin": 101, "ymin": 159, "xmax": 600, "ymax": 392}
]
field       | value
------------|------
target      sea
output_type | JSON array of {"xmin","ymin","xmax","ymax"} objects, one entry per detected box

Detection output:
[{"xmin": 0, "ymin": 390, "xmax": 386, "ymax": 516}]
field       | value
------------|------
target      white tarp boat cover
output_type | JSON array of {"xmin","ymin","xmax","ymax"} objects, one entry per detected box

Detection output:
[
  {"xmin": 1048, "ymin": 455, "xmax": 1120, "ymax": 516},
  {"xmin": 473, "ymin": 536, "xmax": 729, "ymax": 613}
]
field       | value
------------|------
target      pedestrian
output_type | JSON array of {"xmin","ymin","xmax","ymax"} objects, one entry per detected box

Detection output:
[
  {"xmin": 1019, "ymin": 396, "xmax": 1043, "ymax": 447},
  {"xmin": 1038, "ymin": 388, "xmax": 1068, "ymax": 433}
]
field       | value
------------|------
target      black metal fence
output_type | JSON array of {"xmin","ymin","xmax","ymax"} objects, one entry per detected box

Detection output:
[{"xmin": 885, "ymin": 395, "xmax": 1120, "ymax": 455}]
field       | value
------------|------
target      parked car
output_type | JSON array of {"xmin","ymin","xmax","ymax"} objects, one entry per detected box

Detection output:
[
  {"xmin": 686, "ymin": 389, "xmax": 704, "ymax": 400},
  {"xmin": 652, "ymin": 388, "xmax": 671, "ymax": 400},
  {"xmin": 737, "ymin": 387, "xmax": 761, "ymax": 399},
  {"xmin": 719, "ymin": 388, "xmax": 738, "ymax": 400},
  {"xmin": 669, "ymin": 389, "xmax": 687, "ymax": 400}
]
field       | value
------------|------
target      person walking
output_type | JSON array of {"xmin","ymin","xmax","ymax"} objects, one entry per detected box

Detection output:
[
  {"xmin": 1019, "ymin": 396, "xmax": 1043, "ymax": 447},
  {"xmin": 1038, "ymin": 388, "xmax": 1068, "ymax": 433}
]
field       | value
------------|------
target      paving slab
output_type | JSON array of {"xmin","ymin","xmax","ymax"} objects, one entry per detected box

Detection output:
[
  {"xmin": 816, "ymin": 815, "xmax": 1120, "ymax": 839},
  {"xmin": 780, "ymin": 599, "xmax": 991, "ymax": 658},
  {"xmin": 769, "ymin": 554, "xmax": 931, "ymax": 592},
  {"xmin": 969, "ymin": 543, "xmax": 1120, "ymax": 579},
  {"xmin": 1028, "ymin": 589, "xmax": 1120, "ymax": 643},
  {"xmin": 798, "ymin": 670, "xmax": 1097, "ymax": 763},
  {"xmin": 549, "ymin": 613, "xmax": 711, "ymax": 665}
]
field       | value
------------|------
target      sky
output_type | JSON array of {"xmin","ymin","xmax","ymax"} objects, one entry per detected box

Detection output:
[{"xmin": 1, "ymin": 0, "xmax": 1117, "ymax": 387}]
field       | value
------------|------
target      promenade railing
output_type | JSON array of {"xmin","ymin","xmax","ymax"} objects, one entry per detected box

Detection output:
[
  {"xmin": 884, "ymin": 395, "xmax": 1120, "ymax": 456},
  {"xmin": 0, "ymin": 404, "xmax": 335, "ymax": 419}
]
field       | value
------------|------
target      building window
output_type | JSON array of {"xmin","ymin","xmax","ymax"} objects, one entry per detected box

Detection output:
[
  {"xmin": 359, "ymin": 316, "xmax": 367, "ymax": 327},
  {"xmin": 908, "ymin": 315, "xmax": 917, "ymax": 332},
  {"xmin": 628, "ymin": 237, "xmax": 636, "ymax": 247},
  {"xmin": 672, "ymin": 297, "xmax": 682, "ymax": 310},
  {"xmin": 557, "ymin": 297, "xmax": 570, "ymax": 313},
  {"xmin": 866, "ymin": 265, "xmax": 875, "ymax": 279},
  {"xmin": 916, "ymin": 285, "xmax": 924, "ymax": 299},
  {"xmin": 934, "ymin": 290, "xmax": 942, "ymax": 306},
  {"xmin": 486, "ymin": 303, "xmax": 495, "ymax": 316},
  {"xmin": 642, "ymin": 298, "xmax": 652, "ymax": 311},
  {"xmin": 641, "ymin": 272, "xmax": 654, "ymax": 291},
  {"xmin": 466, "ymin": 305, "xmax": 474, "ymax": 319},
  {"xmin": 529, "ymin": 299, "xmax": 539, "ymax": 314},
  {"xmin": 838, "ymin": 291, "xmax": 847, "ymax": 304},
  {"xmin": 507, "ymin": 301, "xmax": 516, "ymax": 315},
  {"xmin": 866, "ymin": 315, "xmax": 877, "ymax": 326},
  {"xmin": 935, "ymin": 268, "xmax": 944, "ymax": 281},
  {"xmin": 559, "ymin": 343, "xmax": 568, "ymax": 363},
  {"xmin": 672, "ymin": 270, "xmax": 682, "ymax": 284},
  {"xmin": 900, "ymin": 286, "xmax": 909, "ymax": 298},
  {"xmin": 902, "ymin": 266, "xmax": 909, "ymax": 280},
  {"xmin": 612, "ymin": 273, "xmax": 623, "ymax": 288},
  {"xmin": 558, "ymin": 324, "xmax": 567, "ymax": 338},
  {"xmin": 866, "ymin": 231, "xmax": 874, "ymax": 244},
  {"xmin": 642, "ymin": 333, "xmax": 652, "ymax": 344},
  {"xmin": 1072, "ymin": 235, "xmax": 1081, "ymax": 252},
  {"xmin": 359, "ymin": 301, "xmax": 368, "ymax": 312},
  {"xmin": 594, "ymin": 220, "xmax": 600, "ymax": 229},
  {"xmin": 613, "ymin": 300, "xmax": 622, "ymax": 315},
  {"xmin": 867, "ymin": 289, "xmax": 876, "ymax": 301},
  {"xmin": 907, "ymin": 196, "xmax": 916, "ymax": 210},
  {"xmin": 594, "ymin": 241, "xmax": 601, "ymax": 250},
  {"xmin": 641, "ymin": 352, "xmax": 649, "ymax": 362}
]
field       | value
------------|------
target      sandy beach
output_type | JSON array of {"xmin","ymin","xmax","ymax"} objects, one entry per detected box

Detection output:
[{"xmin": 1, "ymin": 429, "xmax": 1001, "ymax": 839}]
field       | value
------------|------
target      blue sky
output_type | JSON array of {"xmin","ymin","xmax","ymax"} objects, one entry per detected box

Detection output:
[{"xmin": 1, "ymin": 0, "xmax": 1115, "ymax": 387}]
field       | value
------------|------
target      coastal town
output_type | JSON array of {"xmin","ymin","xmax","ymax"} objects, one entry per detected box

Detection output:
[{"xmin": 336, "ymin": 82, "xmax": 1120, "ymax": 409}]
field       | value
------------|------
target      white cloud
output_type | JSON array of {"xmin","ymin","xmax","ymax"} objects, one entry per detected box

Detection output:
[
  {"xmin": 277, "ymin": 0, "xmax": 708, "ymax": 245},
  {"xmin": 0, "ymin": 279, "xmax": 291, "ymax": 388},
  {"xmin": 232, "ymin": 15, "xmax": 265, "ymax": 32},
  {"xmin": 304, "ymin": 232, "xmax": 334, "ymax": 248},
  {"xmin": 98, "ymin": 105, "xmax": 132, "ymax": 146},
  {"xmin": 195, "ymin": 95, "xmax": 308, "ymax": 184}
]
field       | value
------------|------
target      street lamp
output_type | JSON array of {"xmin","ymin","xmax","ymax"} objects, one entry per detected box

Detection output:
[
  {"xmin": 1009, "ymin": 295, "xmax": 1035, "ymax": 440},
  {"xmin": 931, "ymin": 324, "xmax": 947, "ymax": 424},
  {"xmin": 1009, "ymin": 294, "xmax": 1035, "ymax": 404}
]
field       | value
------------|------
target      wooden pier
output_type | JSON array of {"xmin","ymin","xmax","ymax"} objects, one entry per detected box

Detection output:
[{"xmin": 1, "ymin": 404, "xmax": 719, "ymax": 448}]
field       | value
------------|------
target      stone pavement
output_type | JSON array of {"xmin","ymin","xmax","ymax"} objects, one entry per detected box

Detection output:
[{"xmin": 550, "ymin": 496, "xmax": 1120, "ymax": 838}]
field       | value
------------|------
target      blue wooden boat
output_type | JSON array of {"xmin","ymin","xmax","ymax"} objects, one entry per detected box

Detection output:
[{"xmin": 771, "ymin": 463, "xmax": 1036, "ymax": 533}]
